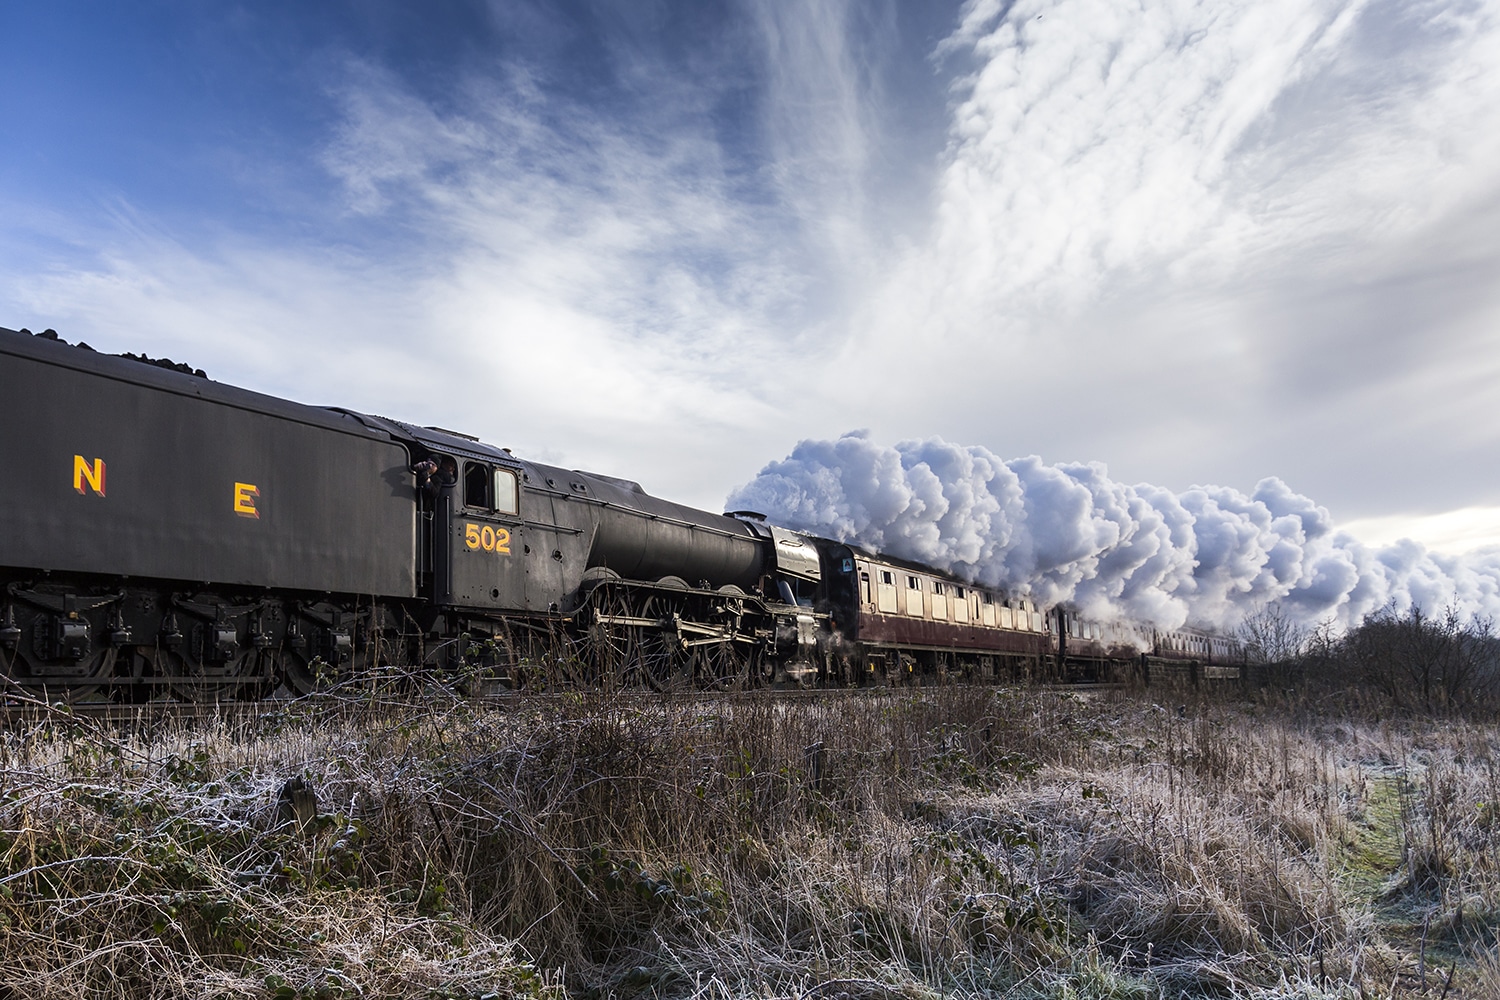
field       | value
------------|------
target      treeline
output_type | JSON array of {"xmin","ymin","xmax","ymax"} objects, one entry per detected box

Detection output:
[{"xmin": 1240, "ymin": 603, "xmax": 1500, "ymax": 712}]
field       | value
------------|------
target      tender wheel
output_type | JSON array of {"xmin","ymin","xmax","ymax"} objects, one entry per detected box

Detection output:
[
  {"xmin": 2, "ymin": 644, "xmax": 120, "ymax": 703},
  {"xmin": 279, "ymin": 645, "xmax": 352, "ymax": 695},
  {"xmin": 158, "ymin": 646, "xmax": 275, "ymax": 701},
  {"xmin": 0, "ymin": 588, "xmax": 130, "ymax": 703},
  {"xmin": 277, "ymin": 603, "xmax": 387, "ymax": 695},
  {"xmin": 152, "ymin": 595, "xmax": 280, "ymax": 700}
]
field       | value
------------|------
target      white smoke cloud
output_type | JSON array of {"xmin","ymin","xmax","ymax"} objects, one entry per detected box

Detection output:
[{"xmin": 727, "ymin": 432, "xmax": 1500, "ymax": 631}]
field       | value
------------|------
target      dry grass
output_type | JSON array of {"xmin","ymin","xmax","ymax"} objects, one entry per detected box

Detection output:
[{"xmin": 2, "ymin": 684, "xmax": 1498, "ymax": 998}]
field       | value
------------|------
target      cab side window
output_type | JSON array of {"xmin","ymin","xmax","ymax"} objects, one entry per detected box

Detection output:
[
  {"xmin": 464, "ymin": 462, "xmax": 491, "ymax": 509},
  {"xmin": 494, "ymin": 468, "xmax": 520, "ymax": 516}
]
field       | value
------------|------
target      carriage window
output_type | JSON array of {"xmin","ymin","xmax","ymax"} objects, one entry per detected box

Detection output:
[
  {"xmin": 881, "ymin": 570, "xmax": 894, "ymax": 585},
  {"xmin": 908, "ymin": 576, "xmax": 920, "ymax": 590},
  {"xmin": 932, "ymin": 582, "xmax": 945, "ymax": 596},
  {"xmin": 954, "ymin": 586, "xmax": 965, "ymax": 599},
  {"xmin": 463, "ymin": 462, "xmax": 491, "ymax": 508},
  {"xmin": 860, "ymin": 572, "xmax": 871, "ymax": 604},
  {"xmin": 494, "ymin": 468, "xmax": 519, "ymax": 515}
]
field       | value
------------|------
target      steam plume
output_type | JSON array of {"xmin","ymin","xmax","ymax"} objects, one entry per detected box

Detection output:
[{"xmin": 726, "ymin": 432, "xmax": 1500, "ymax": 631}]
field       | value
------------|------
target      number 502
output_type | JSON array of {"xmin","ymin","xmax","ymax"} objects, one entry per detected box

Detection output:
[{"xmin": 464, "ymin": 522, "xmax": 511, "ymax": 554}]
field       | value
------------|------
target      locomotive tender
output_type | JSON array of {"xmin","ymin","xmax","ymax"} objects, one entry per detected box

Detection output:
[{"xmin": 0, "ymin": 326, "xmax": 1241, "ymax": 700}]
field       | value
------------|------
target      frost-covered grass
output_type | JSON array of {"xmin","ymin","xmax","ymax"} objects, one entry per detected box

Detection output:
[{"xmin": 2, "ymin": 686, "xmax": 1498, "ymax": 998}]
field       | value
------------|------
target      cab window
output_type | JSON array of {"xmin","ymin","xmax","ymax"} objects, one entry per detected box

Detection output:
[
  {"xmin": 463, "ymin": 462, "xmax": 491, "ymax": 508},
  {"xmin": 494, "ymin": 468, "xmax": 520, "ymax": 516}
]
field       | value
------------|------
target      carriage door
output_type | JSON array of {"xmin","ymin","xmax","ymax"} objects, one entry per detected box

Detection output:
[
  {"xmin": 446, "ymin": 462, "xmax": 526, "ymax": 610},
  {"xmin": 875, "ymin": 570, "xmax": 899, "ymax": 614}
]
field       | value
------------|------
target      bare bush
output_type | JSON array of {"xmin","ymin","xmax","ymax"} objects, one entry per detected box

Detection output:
[
  {"xmin": 1240, "ymin": 603, "xmax": 1310, "ymax": 666},
  {"xmin": 1335, "ymin": 604, "xmax": 1500, "ymax": 711},
  {"xmin": 1239, "ymin": 603, "xmax": 1315, "ymax": 689}
]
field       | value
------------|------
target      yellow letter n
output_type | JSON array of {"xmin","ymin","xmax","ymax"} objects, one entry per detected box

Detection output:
[{"xmin": 73, "ymin": 455, "xmax": 105, "ymax": 496}]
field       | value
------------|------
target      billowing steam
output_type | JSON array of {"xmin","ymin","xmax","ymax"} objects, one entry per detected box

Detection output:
[{"xmin": 726, "ymin": 432, "xmax": 1500, "ymax": 632}]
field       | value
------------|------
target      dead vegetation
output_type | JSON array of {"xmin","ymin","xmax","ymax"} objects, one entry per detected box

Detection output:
[{"xmin": 1, "ymin": 683, "xmax": 1498, "ymax": 999}]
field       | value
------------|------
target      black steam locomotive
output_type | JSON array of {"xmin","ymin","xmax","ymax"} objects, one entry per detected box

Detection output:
[{"xmin": 0, "ymin": 326, "xmax": 1242, "ymax": 700}]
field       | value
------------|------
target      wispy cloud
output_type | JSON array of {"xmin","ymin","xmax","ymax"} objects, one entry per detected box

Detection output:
[
  {"xmin": 310, "ymin": 55, "xmax": 840, "ymax": 495},
  {"xmin": 924, "ymin": 0, "xmax": 1359, "ymax": 308},
  {"xmin": 749, "ymin": 1, "xmax": 888, "ymax": 278},
  {"xmin": 6, "ymin": 20, "xmax": 882, "ymax": 505}
]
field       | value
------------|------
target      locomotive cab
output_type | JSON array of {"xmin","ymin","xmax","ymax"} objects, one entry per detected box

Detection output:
[
  {"xmin": 391, "ymin": 420, "xmax": 532, "ymax": 614},
  {"xmin": 437, "ymin": 456, "xmax": 527, "ymax": 611}
]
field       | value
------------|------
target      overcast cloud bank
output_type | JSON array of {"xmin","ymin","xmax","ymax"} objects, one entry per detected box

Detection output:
[{"xmin": 728, "ymin": 432, "xmax": 1500, "ymax": 632}]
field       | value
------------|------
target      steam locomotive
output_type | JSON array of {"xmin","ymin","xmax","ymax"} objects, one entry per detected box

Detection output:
[{"xmin": 0, "ymin": 325, "xmax": 1243, "ymax": 700}]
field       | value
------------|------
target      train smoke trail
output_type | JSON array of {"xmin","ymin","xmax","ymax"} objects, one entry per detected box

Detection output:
[{"xmin": 726, "ymin": 432, "xmax": 1500, "ymax": 632}]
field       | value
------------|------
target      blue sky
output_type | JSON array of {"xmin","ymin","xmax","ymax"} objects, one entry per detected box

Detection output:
[{"xmin": 5, "ymin": 0, "xmax": 1500, "ymax": 554}]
